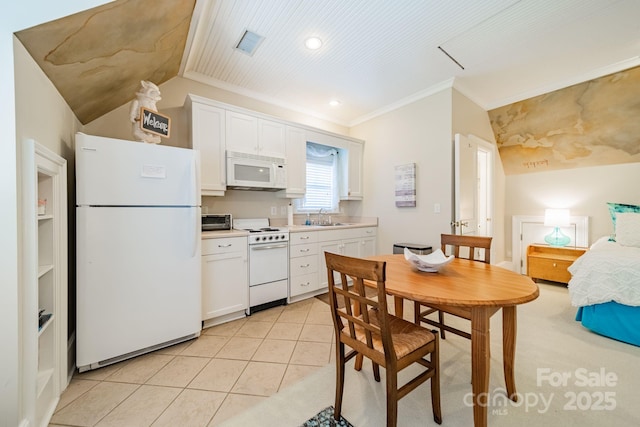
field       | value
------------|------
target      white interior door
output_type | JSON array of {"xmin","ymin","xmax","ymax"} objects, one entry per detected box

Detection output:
[
  {"xmin": 454, "ymin": 134, "xmax": 495, "ymax": 260},
  {"xmin": 454, "ymin": 134, "xmax": 495, "ymax": 237},
  {"xmin": 473, "ymin": 135, "xmax": 494, "ymax": 238},
  {"xmin": 453, "ymin": 134, "xmax": 478, "ymax": 236}
]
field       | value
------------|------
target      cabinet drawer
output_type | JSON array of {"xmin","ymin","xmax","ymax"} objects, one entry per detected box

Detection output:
[
  {"xmin": 527, "ymin": 257, "xmax": 573, "ymax": 283},
  {"xmin": 290, "ymin": 273, "xmax": 318, "ymax": 297},
  {"xmin": 319, "ymin": 227, "xmax": 361, "ymax": 242},
  {"xmin": 202, "ymin": 237, "xmax": 247, "ymax": 255},
  {"xmin": 290, "ymin": 231, "xmax": 318, "ymax": 245},
  {"xmin": 359, "ymin": 227, "xmax": 377, "ymax": 237},
  {"xmin": 290, "ymin": 243, "xmax": 318, "ymax": 257},
  {"xmin": 290, "ymin": 255, "xmax": 318, "ymax": 276}
]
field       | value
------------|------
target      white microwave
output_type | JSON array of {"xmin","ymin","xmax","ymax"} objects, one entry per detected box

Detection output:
[{"xmin": 226, "ymin": 151, "xmax": 287, "ymax": 191}]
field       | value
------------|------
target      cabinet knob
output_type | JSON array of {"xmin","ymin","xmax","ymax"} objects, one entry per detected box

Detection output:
[{"xmin": 553, "ymin": 262, "xmax": 557, "ymax": 267}]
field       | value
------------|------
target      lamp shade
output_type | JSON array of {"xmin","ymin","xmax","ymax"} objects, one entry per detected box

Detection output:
[{"xmin": 544, "ymin": 209, "xmax": 570, "ymax": 227}]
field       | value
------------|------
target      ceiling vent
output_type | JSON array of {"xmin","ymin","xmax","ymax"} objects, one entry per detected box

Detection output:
[{"xmin": 235, "ymin": 30, "xmax": 264, "ymax": 56}]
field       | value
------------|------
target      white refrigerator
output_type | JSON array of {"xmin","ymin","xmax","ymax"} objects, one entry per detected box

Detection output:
[{"xmin": 75, "ymin": 132, "xmax": 201, "ymax": 372}]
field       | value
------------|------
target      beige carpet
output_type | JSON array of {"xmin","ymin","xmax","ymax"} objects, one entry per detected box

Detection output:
[{"xmin": 222, "ymin": 283, "xmax": 640, "ymax": 426}]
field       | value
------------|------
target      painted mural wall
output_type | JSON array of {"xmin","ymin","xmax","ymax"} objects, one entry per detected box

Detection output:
[{"xmin": 489, "ymin": 66, "xmax": 640, "ymax": 175}]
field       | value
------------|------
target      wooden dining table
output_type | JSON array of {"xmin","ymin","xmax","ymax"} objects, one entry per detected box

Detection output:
[{"xmin": 364, "ymin": 254, "xmax": 539, "ymax": 427}]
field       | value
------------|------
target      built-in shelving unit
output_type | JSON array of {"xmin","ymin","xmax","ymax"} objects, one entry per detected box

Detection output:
[{"xmin": 21, "ymin": 139, "xmax": 68, "ymax": 427}]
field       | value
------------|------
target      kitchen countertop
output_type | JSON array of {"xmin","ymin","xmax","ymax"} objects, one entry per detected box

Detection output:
[
  {"xmin": 287, "ymin": 221, "xmax": 377, "ymax": 232},
  {"xmin": 202, "ymin": 220, "xmax": 377, "ymax": 239}
]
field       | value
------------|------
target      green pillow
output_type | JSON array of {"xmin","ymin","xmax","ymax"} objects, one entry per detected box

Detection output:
[{"xmin": 607, "ymin": 202, "xmax": 640, "ymax": 241}]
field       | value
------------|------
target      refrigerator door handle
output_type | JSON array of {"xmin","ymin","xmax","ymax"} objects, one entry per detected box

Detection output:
[
  {"xmin": 191, "ymin": 151, "xmax": 200, "ymax": 202},
  {"xmin": 191, "ymin": 208, "xmax": 199, "ymax": 258}
]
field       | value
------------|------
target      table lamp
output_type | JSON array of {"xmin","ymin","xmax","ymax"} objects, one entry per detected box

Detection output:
[{"xmin": 544, "ymin": 208, "xmax": 571, "ymax": 247}]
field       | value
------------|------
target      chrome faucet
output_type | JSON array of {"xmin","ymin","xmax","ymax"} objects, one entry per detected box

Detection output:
[{"xmin": 318, "ymin": 208, "xmax": 325, "ymax": 225}]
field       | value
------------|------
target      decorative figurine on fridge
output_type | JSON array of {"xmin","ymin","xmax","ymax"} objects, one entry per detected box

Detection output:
[{"xmin": 129, "ymin": 80, "xmax": 162, "ymax": 144}]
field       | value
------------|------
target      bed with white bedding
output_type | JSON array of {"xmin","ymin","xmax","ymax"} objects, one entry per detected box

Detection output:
[{"xmin": 568, "ymin": 203, "xmax": 640, "ymax": 347}]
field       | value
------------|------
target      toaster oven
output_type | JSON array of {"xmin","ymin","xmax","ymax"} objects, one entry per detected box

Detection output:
[{"xmin": 202, "ymin": 214, "xmax": 232, "ymax": 231}]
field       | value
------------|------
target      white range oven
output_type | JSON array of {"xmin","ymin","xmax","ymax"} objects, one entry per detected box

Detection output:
[{"xmin": 234, "ymin": 218, "xmax": 289, "ymax": 315}]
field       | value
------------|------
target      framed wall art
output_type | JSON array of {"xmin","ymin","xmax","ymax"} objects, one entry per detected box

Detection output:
[{"xmin": 395, "ymin": 163, "xmax": 416, "ymax": 207}]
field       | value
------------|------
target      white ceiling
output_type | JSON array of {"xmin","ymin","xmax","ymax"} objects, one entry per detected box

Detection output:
[{"xmin": 180, "ymin": 0, "xmax": 640, "ymax": 127}]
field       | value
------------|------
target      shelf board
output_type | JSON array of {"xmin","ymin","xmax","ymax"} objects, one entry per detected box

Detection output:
[
  {"xmin": 37, "ymin": 214, "xmax": 54, "ymax": 221},
  {"xmin": 36, "ymin": 368, "xmax": 54, "ymax": 398},
  {"xmin": 38, "ymin": 314, "xmax": 54, "ymax": 337},
  {"xmin": 38, "ymin": 264, "xmax": 54, "ymax": 278}
]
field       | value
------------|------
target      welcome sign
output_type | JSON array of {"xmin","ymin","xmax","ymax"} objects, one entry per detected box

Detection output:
[{"xmin": 139, "ymin": 107, "xmax": 171, "ymax": 138}]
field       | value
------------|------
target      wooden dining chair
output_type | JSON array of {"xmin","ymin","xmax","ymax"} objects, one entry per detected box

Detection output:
[
  {"xmin": 414, "ymin": 233, "xmax": 493, "ymax": 339},
  {"xmin": 325, "ymin": 252, "xmax": 442, "ymax": 427}
]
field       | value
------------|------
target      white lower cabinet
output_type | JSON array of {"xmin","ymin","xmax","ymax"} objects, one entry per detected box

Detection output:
[
  {"xmin": 359, "ymin": 227, "xmax": 377, "ymax": 257},
  {"xmin": 318, "ymin": 227, "xmax": 378, "ymax": 290},
  {"xmin": 289, "ymin": 226, "xmax": 377, "ymax": 301},
  {"xmin": 289, "ymin": 231, "xmax": 319, "ymax": 299},
  {"xmin": 202, "ymin": 236, "xmax": 248, "ymax": 326}
]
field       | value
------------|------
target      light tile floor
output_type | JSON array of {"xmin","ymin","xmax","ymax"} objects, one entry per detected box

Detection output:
[{"xmin": 50, "ymin": 297, "xmax": 335, "ymax": 427}]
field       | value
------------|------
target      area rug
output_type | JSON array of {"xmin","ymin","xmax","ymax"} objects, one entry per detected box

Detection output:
[{"xmin": 300, "ymin": 406, "xmax": 353, "ymax": 427}]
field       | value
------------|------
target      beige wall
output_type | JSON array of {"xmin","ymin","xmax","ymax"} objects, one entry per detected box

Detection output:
[
  {"xmin": 4, "ymin": 2, "xmax": 111, "ymax": 424},
  {"xmin": 349, "ymin": 88, "xmax": 454, "ymax": 255},
  {"xmin": 14, "ymin": 38, "xmax": 82, "ymax": 159},
  {"xmin": 14, "ymin": 37, "xmax": 83, "ymax": 340},
  {"xmin": 504, "ymin": 162, "xmax": 640, "ymax": 256}
]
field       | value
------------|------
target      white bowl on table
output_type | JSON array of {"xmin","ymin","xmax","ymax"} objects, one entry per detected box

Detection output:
[{"xmin": 404, "ymin": 247, "xmax": 454, "ymax": 272}]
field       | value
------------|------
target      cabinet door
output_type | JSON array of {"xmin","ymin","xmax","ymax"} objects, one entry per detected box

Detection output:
[
  {"xmin": 318, "ymin": 241, "xmax": 341, "ymax": 290},
  {"xmin": 348, "ymin": 141, "xmax": 363, "ymax": 198},
  {"xmin": 283, "ymin": 126, "xmax": 306, "ymax": 196},
  {"xmin": 342, "ymin": 238, "xmax": 360, "ymax": 258},
  {"xmin": 359, "ymin": 237, "xmax": 377, "ymax": 258},
  {"xmin": 226, "ymin": 111, "xmax": 258, "ymax": 154},
  {"xmin": 340, "ymin": 141, "xmax": 363, "ymax": 200},
  {"xmin": 258, "ymin": 119, "xmax": 286, "ymax": 158},
  {"xmin": 202, "ymin": 251, "xmax": 248, "ymax": 320},
  {"xmin": 190, "ymin": 102, "xmax": 226, "ymax": 194}
]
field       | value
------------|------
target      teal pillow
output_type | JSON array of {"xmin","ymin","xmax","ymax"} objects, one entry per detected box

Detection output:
[{"xmin": 607, "ymin": 202, "xmax": 640, "ymax": 241}]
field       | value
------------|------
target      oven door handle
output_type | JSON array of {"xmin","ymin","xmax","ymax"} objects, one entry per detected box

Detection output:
[{"xmin": 251, "ymin": 243, "xmax": 289, "ymax": 250}]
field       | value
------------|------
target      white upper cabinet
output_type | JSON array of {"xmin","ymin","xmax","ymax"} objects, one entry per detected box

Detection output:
[
  {"xmin": 258, "ymin": 119, "xmax": 286, "ymax": 158},
  {"xmin": 184, "ymin": 94, "xmax": 364, "ymax": 200},
  {"xmin": 340, "ymin": 140, "xmax": 363, "ymax": 200},
  {"xmin": 277, "ymin": 126, "xmax": 306, "ymax": 198},
  {"xmin": 225, "ymin": 111, "xmax": 258, "ymax": 155},
  {"xmin": 226, "ymin": 111, "xmax": 286, "ymax": 158},
  {"xmin": 185, "ymin": 94, "xmax": 226, "ymax": 196}
]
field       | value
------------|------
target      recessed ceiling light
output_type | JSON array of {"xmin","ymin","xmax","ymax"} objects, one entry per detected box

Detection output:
[
  {"xmin": 329, "ymin": 100, "xmax": 341, "ymax": 107},
  {"xmin": 305, "ymin": 37, "xmax": 322, "ymax": 50}
]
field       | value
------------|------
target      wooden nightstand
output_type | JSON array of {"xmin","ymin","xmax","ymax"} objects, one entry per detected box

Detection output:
[{"xmin": 527, "ymin": 244, "xmax": 587, "ymax": 284}]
